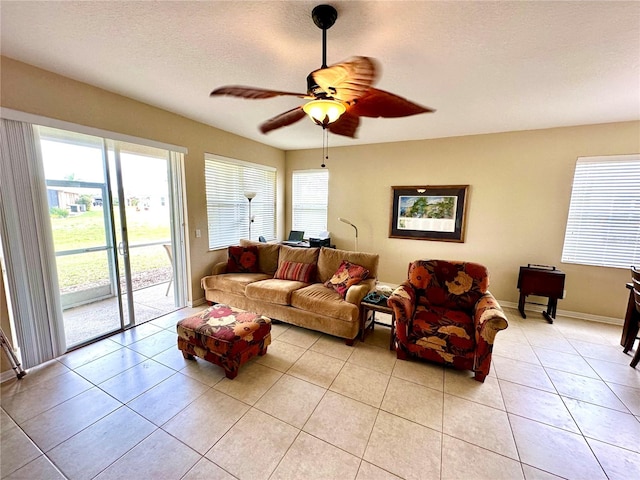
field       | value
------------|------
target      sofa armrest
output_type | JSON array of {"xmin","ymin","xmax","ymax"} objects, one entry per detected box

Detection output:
[
  {"xmin": 201, "ymin": 262, "xmax": 228, "ymax": 292},
  {"xmin": 387, "ymin": 281, "xmax": 416, "ymax": 344},
  {"xmin": 344, "ymin": 278, "xmax": 376, "ymax": 305},
  {"xmin": 211, "ymin": 262, "xmax": 228, "ymax": 275}
]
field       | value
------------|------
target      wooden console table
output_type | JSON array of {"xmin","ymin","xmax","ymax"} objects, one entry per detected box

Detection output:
[{"xmin": 517, "ymin": 265, "xmax": 565, "ymax": 324}]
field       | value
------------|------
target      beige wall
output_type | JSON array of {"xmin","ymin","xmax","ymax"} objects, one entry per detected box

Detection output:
[
  {"xmin": 286, "ymin": 122, "xmax": 640, "ymax": 321},
  {"xmin": 1, "ymin": 57, "xmax": 286, "ymax": 308}
]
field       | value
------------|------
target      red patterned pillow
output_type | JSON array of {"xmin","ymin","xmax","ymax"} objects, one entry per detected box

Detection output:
[
  {"xmin": 324, "ymin": 260, "xmax": 370, "ymax": 298},
  {"xmin": 227, "ymin": 246, "xmax": 259, "ymax": 273},
  {"xmin": 274, "ymin": 261, "xmax": 316, "ymax": 283}
]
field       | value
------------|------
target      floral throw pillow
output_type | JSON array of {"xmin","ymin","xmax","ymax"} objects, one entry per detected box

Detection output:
[
  {"xmin": 324, "ymin": 260, "xmax": 370, "ymax": 298},
  {"xmin": 227, "ymin": 246, "xmax": 259, "ymax": 273},
  {"xmin": 274, "ymin": 261, "xmax": 317, "ymax": 283}
]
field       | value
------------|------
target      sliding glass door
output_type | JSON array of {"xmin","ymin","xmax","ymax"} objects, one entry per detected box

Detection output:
[
  {"xmin": 106, "ymin": 141, "xmax": 180, "ymax": 325},
  {"xmin": 38, "ymin": 126, "xmax": 184, "ymax": 348}
]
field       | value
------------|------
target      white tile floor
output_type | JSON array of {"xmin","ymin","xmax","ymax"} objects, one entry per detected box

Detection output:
[{"xmin": 1, "ymin": 306, "xmax": 639, "ymax": 480}]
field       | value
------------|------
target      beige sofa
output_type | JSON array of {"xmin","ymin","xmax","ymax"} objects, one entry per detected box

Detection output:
[{"xmin": 201, "ymin": 240, "xmax": 379, "ymax": 344}]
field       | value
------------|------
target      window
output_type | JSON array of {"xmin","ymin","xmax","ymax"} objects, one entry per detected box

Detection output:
[
  {"xmin": 292, "ymin": 169, "xmax": 329, "ymax": 239},
  {"xmin": 205, "ymin": 154, "xmax": 276, "ymax": 249},
  {"xmin": 561, "ymin": 154, "xmax": 640, "ymax": 268}
]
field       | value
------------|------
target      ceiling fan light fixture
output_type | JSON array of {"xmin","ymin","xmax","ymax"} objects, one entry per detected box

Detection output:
[{"xmin": 303, "ymin": 99, "xmax": 346, "ymax": 125}]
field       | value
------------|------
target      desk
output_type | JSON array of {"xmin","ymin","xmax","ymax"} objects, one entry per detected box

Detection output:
[
  {"xmin": 621, "ymin": 282, "xmax": 640, "ymax": 352},
  {"xmin": 279, "ymin": 241, "xmax": 335, "ymax": 249},
  {"xmin": 280, "ymin": 241, "xmax": 311, "ymax": 248},
  {"xmin": 517, "ymin": 265, "xmax": 565, "ymax": 324},
  {"xmin": 360, "ymin": 301, "xmax": 396, "ymax": 350}
]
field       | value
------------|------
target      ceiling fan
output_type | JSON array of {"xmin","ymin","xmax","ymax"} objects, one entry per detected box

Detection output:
[{"xmin": 210, "ymin": 4, "xmax": 435, "ymax": 138}]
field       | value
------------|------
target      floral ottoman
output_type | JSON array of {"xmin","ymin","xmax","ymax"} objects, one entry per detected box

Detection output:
[{"xmin": 176, "ymin": 304, "xmax": 271, "ymax": 379}]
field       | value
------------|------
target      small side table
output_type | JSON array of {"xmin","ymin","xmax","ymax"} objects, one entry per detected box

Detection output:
[
  {"xmin": 360, "ymin": 301, "xmax": 396, "ymax": 350},
  {"xmin": 517, "ymin": 264, "xmax": 565, "ymax": 324}
]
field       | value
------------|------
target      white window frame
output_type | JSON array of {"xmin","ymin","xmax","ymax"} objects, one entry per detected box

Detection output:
[
  {"xmin": 292, "ymin": 169, "xmax": 329, "ymax": 239},
  {"xmin": 205, "ymin": 154, "xmax": 276, "ymax": 249},
  {"xmin": 561, "ymin": 154, "xmax": 640, "ymax": 269}
]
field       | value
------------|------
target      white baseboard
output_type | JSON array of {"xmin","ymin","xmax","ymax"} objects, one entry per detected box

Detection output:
[
  {"xmin": 0, "ymin": 368, "xmax": 23, "ymax": 384},
  {"xmin": 498, "ymin": 300, "xmax": 623, "ymax": 326},
  {"xmin": 189, "ymin": 296, "xmax": 207, "ymax": 308}
]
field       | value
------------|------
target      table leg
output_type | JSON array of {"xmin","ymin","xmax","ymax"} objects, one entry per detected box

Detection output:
[
  {"xmin": 518, "ymin": 293, "xmax": 527, "ymax": 319},
  {"xmin": 622, "ymin": 287, "xmax": 638, "ymax": 351},
  {"xmin": 623, "ymin": 312, "xmax": 639, "ymax": 353},
  {"xmin": 359, "ymin": 306, "xmax": 367, "ymax": 341},
  {"xmin": 389, "ymin": 313, "xmax": 396, "ymax": 350},
  {"xmin": 542, "ymin": 298, "xmax": 556, "ymax": 324},
  {"xmin": 359, "ymin": 307, "xmax": 374, "ymax": 341}
]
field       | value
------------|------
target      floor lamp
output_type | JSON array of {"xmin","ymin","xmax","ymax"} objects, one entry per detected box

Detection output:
[
  {"xmin": 245, "ymin": 192, "xmax": 256, "ymax": 240},
  {"xmin": 339, "ymin": 217, "xmax": 358, "ymax": 250}
]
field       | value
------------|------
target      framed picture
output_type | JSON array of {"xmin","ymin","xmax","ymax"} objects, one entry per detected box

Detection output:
[{"xmin": 389, "ymin": 185, "xmax": 469, "ymax": 242}]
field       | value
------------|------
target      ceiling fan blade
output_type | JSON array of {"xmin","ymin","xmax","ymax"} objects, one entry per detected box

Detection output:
[
  {"xmin": 349, "ymin": 88, "xmax": 435, "ymax": 118},
  {"xmin": 210, "ymin": 86, "xmax": 309, "ymax": 100},
  {"xmin": 328, "ymin": 111, "xmax": 360, "ymax": 138},
  {"xmin": 310, "ymin": 56, "xmax": 378, "ymax": 101},
  {"xmin": 259, "ymin": 106, "xmax": 307, "ymax": 134}
]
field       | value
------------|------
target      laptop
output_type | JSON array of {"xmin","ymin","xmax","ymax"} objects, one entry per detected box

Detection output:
[{"xmin": 282, "ymin": 230, "xmax": 304, "ymax": 245}]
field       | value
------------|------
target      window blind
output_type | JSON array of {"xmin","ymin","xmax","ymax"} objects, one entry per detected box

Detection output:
[
  {"xmin": 205, "ymin": 154, "xmax": 276, "ymax": 249},
  {"xmin": 561, "ymin": 154, "xmax": 640, "ymax": 269},
  {"xmin": 292, "ymin": 169, "xmax": 329, "ymax": 239}
]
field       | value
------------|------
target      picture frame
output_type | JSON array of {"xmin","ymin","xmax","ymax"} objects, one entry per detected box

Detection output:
[{"xmin": 389, "ymin": 185, "xmax": 469, "ymax": 242}]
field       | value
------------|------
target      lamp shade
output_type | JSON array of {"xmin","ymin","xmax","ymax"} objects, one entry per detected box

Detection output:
[
  {"xmin": 338, "ymin": 217, "xmax": 358, "ymax": 250},
  {"xmin": 303, "ymin": 99, "xmax": 346, "ymax": 124}
]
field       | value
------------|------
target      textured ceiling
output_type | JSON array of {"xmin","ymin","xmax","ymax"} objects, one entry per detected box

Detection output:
[{"xmin": 1, "ymin": 1, "xmax": 639, "ymax": 150}]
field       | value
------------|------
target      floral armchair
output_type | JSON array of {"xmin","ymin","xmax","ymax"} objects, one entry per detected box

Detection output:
[{"xmin": 387, "ymin": 260, "xmax": 508, "ymax": 382}]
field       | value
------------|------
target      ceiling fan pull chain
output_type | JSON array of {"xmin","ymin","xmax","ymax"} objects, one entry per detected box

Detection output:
[{"xmin": 321, "ymin": 125, "xmax": 329, "ymax": 168}]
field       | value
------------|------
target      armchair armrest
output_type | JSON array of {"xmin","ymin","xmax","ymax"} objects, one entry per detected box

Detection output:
[
  {"xmin": 473, "ymin": 292, "xmax": 508, "ymax": 376},
  {"xmin": 387, "ymin": 281, "xmax": 416, "ymax": 344},
  {"xmin": 474, "ymin": 292, "xmax": 508, "ymax": 342}
]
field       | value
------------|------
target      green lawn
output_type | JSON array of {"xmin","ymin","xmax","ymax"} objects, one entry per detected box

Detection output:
[{"xmin": 52, "ymin": 207, "xmax": 172, "ymax": 289}]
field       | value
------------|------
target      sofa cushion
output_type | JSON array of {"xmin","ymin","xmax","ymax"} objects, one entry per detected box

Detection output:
[
  {"xmin": 317, "ymin": 247, "xmax": 379, "ymax": 283},
  {"xmin": 274, "ymin": 261, "xmax": 317, "ymax": 283},
  {"xmin": 246, "ymin": 279, "xmax": 308, "ymax": 305},
  {"xmin": 227, "ymin": 246, "xmax": 259, "ymax": 273},
  {"xmin": 202, "ymin": 272, "xmax": 271, "ymax": 296},
  {"xmin": 324, "ymin": 260, "xmax": 370, "ymax": 298},
  {"xmin": 278, "ymin": 244, "xmax": 320, "ymax": 271},
  {"xmin": 291, "ymin": 284, "xmax": 359, "ymax": 322},
  {"xmin": 240, "ymin": 239, "xmax": 280, "ymax": 275}
]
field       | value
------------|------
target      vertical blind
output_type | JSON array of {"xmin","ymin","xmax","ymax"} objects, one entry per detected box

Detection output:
[
  {"xmin": 0, "ymin": 119, "xmax": 66, "ymax": 367},
  {"xmin": 205, "ymin": 154, "xmax": 276, "ymax": 249},
  {"xmin": 561, "ymin": 154, "xmax": 640, "ymax": 268},
  {"xmin": 292, "ymin": 169, "xmax": 329, "ymax": 239}
]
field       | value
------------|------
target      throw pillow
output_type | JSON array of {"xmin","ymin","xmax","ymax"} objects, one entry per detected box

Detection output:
[
  {"xmin": 274, "ymin": 261, "xmax": 316, "ymax": 283},
  {"xmin": 227, "ymin": 246, "xmax": 259, "ymax": 273},
  {"xmin": 324, "ymin": 260, "xmax": 370, "ymax": 298}
]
